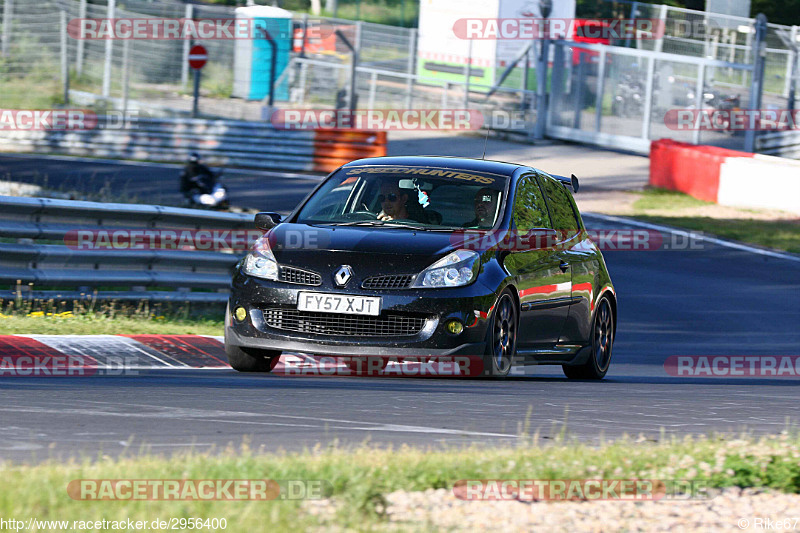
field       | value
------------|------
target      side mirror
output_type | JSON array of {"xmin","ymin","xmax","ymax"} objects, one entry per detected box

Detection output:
[
  {"xmin": 254, "ymin": 212, "xmax": 282, "ymax": 231},
  {"xmin": 571, "ymin": 174, "xmax": 580, "ymax": 193}
]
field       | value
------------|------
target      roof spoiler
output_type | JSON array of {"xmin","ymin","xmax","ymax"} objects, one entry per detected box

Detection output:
[{"xmin": 553, "ymin": 174, "xmax": 580, "ymax": 193}]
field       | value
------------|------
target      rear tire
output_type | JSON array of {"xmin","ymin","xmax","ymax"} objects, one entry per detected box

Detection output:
[
  {"xmin": 482, "ymin": 290, "xmax": 519, "ymax": 378},
  {"xmin": 226, "ymin": 344, "xmax": 281, "ymax": 372},
  {"xmin": 563, "ymin": 296, "xmax": 614, "ymax": 380}
]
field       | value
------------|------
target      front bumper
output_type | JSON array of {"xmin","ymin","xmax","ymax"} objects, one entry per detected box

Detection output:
[{"xmin": 226, "ymin": 271, "xmax": 498, "ymax": 356}]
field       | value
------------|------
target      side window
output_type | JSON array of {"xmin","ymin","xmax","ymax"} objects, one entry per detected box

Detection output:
[
  {"xmin": 537, "ymin": 174, "xmax": 580, "ymax": 237},
  {"xmin": 512, "ymin": 176, "xmax": 551, "ymax": 231}
]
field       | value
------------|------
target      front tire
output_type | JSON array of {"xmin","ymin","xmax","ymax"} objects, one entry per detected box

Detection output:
[
  {"xmin": 482, "ymin": 290, "xmax": 519, "ymax": 377},
  {"xmin": 563, "ymin": 296, "xmax": 614, "ymax": 380},
  {"xmin": 226, "ymin": 344, "xmax": 281, "ymax": 372}
]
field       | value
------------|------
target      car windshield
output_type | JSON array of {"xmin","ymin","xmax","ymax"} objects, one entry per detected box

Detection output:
[{"xmin": 295, "ymin": 165, "xmax": 509, "ymax": 230}]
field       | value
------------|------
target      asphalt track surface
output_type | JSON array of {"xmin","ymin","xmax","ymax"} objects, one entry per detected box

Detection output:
[{"xmin": 1, "ymin": 156, "xmax": 800, "ymax": 462}]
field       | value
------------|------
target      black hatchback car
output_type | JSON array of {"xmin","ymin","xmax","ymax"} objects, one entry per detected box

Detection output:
[{"xmin": 225, "ymin": 156, "xmax": 616, "ymax": 378}]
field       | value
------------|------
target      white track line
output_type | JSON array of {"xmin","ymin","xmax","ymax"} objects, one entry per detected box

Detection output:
[{"xmin": 583, "ymin": 212, "xmax": 800, "ymax": 263}]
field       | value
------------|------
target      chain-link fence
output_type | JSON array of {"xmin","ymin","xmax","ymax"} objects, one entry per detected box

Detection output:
[
  {"xmin": 547, "ymin": 39, "xmax": 757, "ymax": 153},
  {"xmin": 0, "ymin": 0, "xmax": 538, "ymax": 126},
  {"xmin": 630, "ymin": 3, "xmax": 798, "ymax": 100},
  {"xmin": 1, "ymin": 0, "xmax": 797, "ymax": 151}
]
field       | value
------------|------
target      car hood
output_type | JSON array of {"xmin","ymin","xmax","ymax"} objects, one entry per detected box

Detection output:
[{"xmin": 265, "ymin": 223, "xmax": 461, "ymax": 277}]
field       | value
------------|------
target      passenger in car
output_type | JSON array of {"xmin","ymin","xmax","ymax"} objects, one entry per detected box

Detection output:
[{"xmin": 463, "ymin": 188, "xmax": 499, "ymax": 228}]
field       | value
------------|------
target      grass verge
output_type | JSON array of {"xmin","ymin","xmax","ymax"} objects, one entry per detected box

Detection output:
[
  {"xmin": 630, "ymin": 189, "xmax": 800, "ymax": 254},
  {"xmin": 0, "ymin": 299, "xmax": 223, "ymax": 335},
  {"xmin": 2, "ymin": 433, "xmax": 800, "ymax": 530}
]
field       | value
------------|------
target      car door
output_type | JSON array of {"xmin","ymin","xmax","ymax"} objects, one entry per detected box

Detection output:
[
  {"xmin": 536, "ymin": 172, "xmax": 591, "ymax": 346},
  {"xmin": 503, "ymin": 174, "xmax": 572, "ymax": 349}
]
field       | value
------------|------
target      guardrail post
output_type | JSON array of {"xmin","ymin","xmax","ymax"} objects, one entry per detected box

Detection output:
[
  {"xmin": 625, "ymin": 1, "xmax": 638, "ymax": 48},
  {"xmin": 789, "ymin": 27, "xmax": 799, "ymax": 112},
  {"xmin": 181, "ymin": 4, "xmax": 193, "ymax": 88},
  {"xmin": 1, "ymin": 0, "xmax": 12, "ymax": 57},
  {"xmin": 534, "ymin": 35, "xmax": 549, "ymax": 139},
  {"xmin": 122, "ymin": 39, "xmax": 131, "ymax": 116},
  {"xmin": 76, "ymin": 0, "xmax": 86, "ymax": 75},
  {"xmin": 299, "ymin": 61, "xmax": 308, "ymax": 105},
  {"xmin": 102, "ymin": 0, "xmax": 115, "ymax": 98},
  {"xmin": 640, "ymin": 56, "xmax": 656, "ymax": 140},
  {"xmin": 745, "ymin": 14, "xmax": 768, "ymax": 153},
  {"xmin": 405, "ymin": 28, "xmax": 417, "ymax": 109},
  {"xmin": 572, "ymin": 56, "xmax": 584, "ymax": 130},
  {"xmin": 594, "ymin": 48, "xmax": 606, "ymax": 133},
  {"xmin": 692, "ymin": 62, "xmax": 705, "ymax": 145},
  {"xmin": 785, "ymin": 26, "xmax": 798, "ymax": 101},
  {"xmin": 654, "ymin": 4, "xmax": 667, "ymax": 53},
  {"xmin": 463, "ymin": 39, "xmax": 473, "ymax": 109},
  {"xmin": 546, "ymin": 42, "xmax": 564, "ymax": 136},
  {"xmin": 60, "ymin": 10, "xmax": 70, "ymax": 106},
  {"xmin": 368, "ymin": 71, "xmax": 377, "ymax": 109}
]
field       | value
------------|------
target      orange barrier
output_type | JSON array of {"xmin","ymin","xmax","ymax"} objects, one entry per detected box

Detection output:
[
  {"xmin": 312, "ymin": 130, "xmax": 388, "ymax": 173},
  {"xmin": 649, "ymin": 139, "xmax": 754, "ymax": 202}
]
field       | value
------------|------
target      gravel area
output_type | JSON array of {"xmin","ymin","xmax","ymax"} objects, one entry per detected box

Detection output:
[{"xmin": 307, "ymin": 487, "xmax": 800, "ymax": 532}]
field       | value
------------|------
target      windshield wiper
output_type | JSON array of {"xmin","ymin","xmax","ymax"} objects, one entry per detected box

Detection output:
[
  {"xmin": 382, "ymin": 222, "xmax": 455, "ymax": 232},
  {"xmin": 325, "ymin": 220, "xmax": 386, "ymax": 227},
  {"xmin": 320, "ymin": 220, "xmax": 454, "ymax": 232}
]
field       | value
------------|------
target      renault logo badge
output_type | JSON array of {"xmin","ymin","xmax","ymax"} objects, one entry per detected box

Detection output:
[{"xmin": 334, "ymin": 265, "xmax": 353, "ymax": 287}]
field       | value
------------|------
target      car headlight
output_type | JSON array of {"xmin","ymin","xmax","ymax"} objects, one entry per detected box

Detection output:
[
  {"xmin": 242, "ymin": 237, "xmax": 279, "ymax": 281},
  {"xmin": 412, "ymin": 250, "xmax": 480, "ymax": 288}
]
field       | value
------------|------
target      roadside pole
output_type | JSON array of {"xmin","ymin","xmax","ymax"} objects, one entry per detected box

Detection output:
[
  {"xmin": 188, "ymin": 44, "xmax": 208, "ymax": 118},
  {"xmin": 76, "ymin": 0, "xmax": 86, "ymax": 75},
  {"xmin": 744, "ymin": 14, "xmax": 768, "ymax": 153},
  {"xmin": 60, "ymin": 10, "xmax": 69, "ymax": 106},
  {"xmin": 181, "ymin": 4, "xmax": 193, "ymax": 88},
  {"xmin": 102, "ymin": 0, "xmax": 115, "ymax": 98},
  {"xmin": 1, "ymin": 0, "xmax": 12, "ymax": 58}
]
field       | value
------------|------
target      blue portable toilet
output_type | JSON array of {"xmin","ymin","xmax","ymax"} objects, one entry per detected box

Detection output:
[{"xmin": 232, "ymin": 5, "xmax": 292, "ymax": 101}]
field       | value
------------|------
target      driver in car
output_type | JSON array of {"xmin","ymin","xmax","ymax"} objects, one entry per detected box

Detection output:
[
  {"xmin": 463, "ymin": 188, "xmax": 499, "ymax": 228},
  {"xmin": 376, "ymin": 180, "xmax": 409, "ymax": 221}
]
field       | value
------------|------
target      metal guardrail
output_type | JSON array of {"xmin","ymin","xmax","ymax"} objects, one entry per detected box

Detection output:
[
  {"xmin": 0, "ymin": 117, "xmax": 387, "ymax": 173},
  {"xmin": 755, "ymin": 131, "xmax": 800, "ymax": 158},
  {"xmin": 0, "ymin": 195, "xmax": 256, "ymax": 303}
]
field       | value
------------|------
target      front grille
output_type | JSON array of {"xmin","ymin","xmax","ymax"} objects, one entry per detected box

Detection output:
[
  {"xmin": 262, "ymin": 307, "xmax": 426, "ymax": 337},
  {"xmin": 361, "ymin": 274, "xmax": 415, "ymax": 290},
  {"xmin": 279, "ymin": 266, "xmax": 322, "ymax": 286}
]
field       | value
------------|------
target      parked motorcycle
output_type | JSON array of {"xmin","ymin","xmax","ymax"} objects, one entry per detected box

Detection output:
[{"xmin": 611, "ymin": 73, "xmax": 645, "ymax": 118}]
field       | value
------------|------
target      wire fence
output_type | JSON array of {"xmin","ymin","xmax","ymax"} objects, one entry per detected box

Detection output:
[
  {"xmin": 630, "ymin": 3, "xmax": 799, "ymax": 99},
  {"xmin": 0, "ymin": 0, "xmax": 797, "ymax": 147}
]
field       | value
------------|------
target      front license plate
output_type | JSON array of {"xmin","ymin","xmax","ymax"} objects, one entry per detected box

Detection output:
[{"xmin": 297, "ymin": 292, "xmax": 381, "ymax": 316}]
